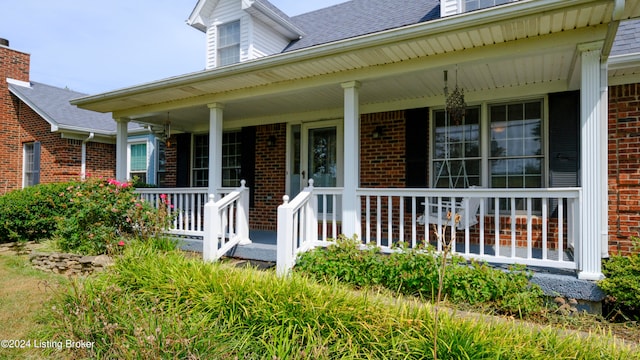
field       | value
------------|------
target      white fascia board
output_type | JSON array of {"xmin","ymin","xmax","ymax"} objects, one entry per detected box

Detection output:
[
  {"xmin": 6, "ymin": 77, "xmax": 31, "ymax": 88},
  {"xmin": 8, "ymin": 83, "xmax": 60, "ymax": 132},
  {"xmin": 242, "ymin": 0, "xmax": 304, "ymax": 39},
  {"xmin": 187, "ymin": 0, "xmax": 215, "ymax": 33},
  {"xmin": 608, "ymin": 52, "xmax": 640, "ymax": 69},
  {"xmin": 72, "ymin": 0, "xmax": 609, "ymax": 109}
]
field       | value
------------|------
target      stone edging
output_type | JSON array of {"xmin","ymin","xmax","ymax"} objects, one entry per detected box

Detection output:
[{"xmin": 29, "ymin": 252, "xmax": 114, "ymax": 276}]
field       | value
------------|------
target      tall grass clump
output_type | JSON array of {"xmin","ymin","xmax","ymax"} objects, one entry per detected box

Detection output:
[
  {"xmin": 599, "ymin": 237, "xmax": 640, "ymax": 321},
  {"xmin": 41, "ymin": 242, "xmax": 638, "ymax": 359},
  {"xmin": 296, "ymin": 235, "xmax": 544, "ymax": 317}
]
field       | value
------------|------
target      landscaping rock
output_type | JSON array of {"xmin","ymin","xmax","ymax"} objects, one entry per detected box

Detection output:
[{"xmin": 29, "ymin": 252, "xmax": 114, "ymax": 276}]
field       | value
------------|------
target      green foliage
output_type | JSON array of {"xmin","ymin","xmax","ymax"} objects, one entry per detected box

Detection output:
[
  {"xmin": 295, "ymin": 236, "xmax": 544, "ymax": 316},
  {"xmin": 54, "ymin": 178, "xmax": 174, "ymax": 255},
  {"xmin": 599, "ymin": 239, "xmax": 640, "ymax": 319},
  {"xmin": 40, "ymin": 242, "xmax": 637, "ymax": 359},
  {"xmin": 0, "ymin": 182, "xmax": 75, "ymax": 243}
]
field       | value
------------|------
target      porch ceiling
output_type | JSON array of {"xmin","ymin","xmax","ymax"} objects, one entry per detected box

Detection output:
[{"xmin": 72, "ymin": 0, "xmax": 640, "ymax": 131}]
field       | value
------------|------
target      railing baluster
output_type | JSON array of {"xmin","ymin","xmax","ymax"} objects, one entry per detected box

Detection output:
[
  {"xmin": 558, "ymin": 198, "xmax": 564, "ymax": 262},
  {"xmin": 376, "ymin": 196, "xmax": 382, "ymax": 247},
  {"xmin": 510, "ymin": 197, "xmax": 516, "ymax": 258},
  {"xmin": 494, "ymin": 197, "xmax": 500, "ymax": 257},
  {"xmin": 399, "ymin": 196, "xmax": 405, "ymax": 245},
  {"xmin": 542, "ymin": 198, "xmax": 548, "ymax": 260},
  {"xmin": 366, "ymin": 196, "xmax": 371, "ymax": 245},
  {"xmin": 411, "ymin": 196, "xmax": 417, "ymax": 248}
]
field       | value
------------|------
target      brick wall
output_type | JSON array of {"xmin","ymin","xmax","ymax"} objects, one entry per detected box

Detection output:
[
  {"xmin": 0, "ymin": 45, "xmax": 30, "ymax": 192},
  {"xmin": 252, "ymin": 123, "xmax": 286, "ymax": 230},
  {"xmin": 0, "ymin": 44, "xmax": 115, "ymax": 193},
  {"xmin": 360, "ymin": 110, "xmax": 407, "ymax": 188},
  {"xmin": 608, "ymin": 83, "xmax": 640, "ymax": 255}
]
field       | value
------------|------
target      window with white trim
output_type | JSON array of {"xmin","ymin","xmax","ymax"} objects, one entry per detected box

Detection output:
[
  {"xmin": 432, "ymin": 99, "xmax": 544, "ymax": 188},
  {"xmin": 156, "ymin": 140, "xmax": 168, "ymax": 187},
  {"xmin": 193, "ymin": 134, "xmax": 209, "ymax": 187},
  {"xmin": 222, "ymin": 131, "xmax": 242, "ymax": 187},
  {"xmin": 463, "ymin": 0, "xmax": 515, "ymax": 12},
  {"xmin": 192, "ymin": 132, "xmax": 243, "ymax": 188},
  {"xmin": 218, "ymin": 20, "xmax": 240, "ymax": 67},
  {"xmin": 129, "ymin": 143, "xmax": 147, "ymax": 183},
  {"xmin": 23, "ymin": 142, "xmax": 40, "ymax": 188}
]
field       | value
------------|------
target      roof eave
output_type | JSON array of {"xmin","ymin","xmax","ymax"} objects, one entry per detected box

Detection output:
[{"xmin": 72, "ymin": 0, "xmax": 616, "ymax": 110}]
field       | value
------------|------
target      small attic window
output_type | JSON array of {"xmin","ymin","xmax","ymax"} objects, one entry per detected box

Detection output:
[
  {"xmin": 218, "ymin": 20, "xmax": 240, "ymax": 66},
  {"xmin": 463, "ymin": 0, "xmax": 514, "ymax": 12}
]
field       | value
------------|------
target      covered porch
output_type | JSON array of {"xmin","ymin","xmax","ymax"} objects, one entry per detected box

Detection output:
[{"xmin": 73, "ymin": 0, "xmax": 640, "ymax": 280}]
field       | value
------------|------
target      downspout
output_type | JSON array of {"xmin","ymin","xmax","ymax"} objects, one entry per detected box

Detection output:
[
  {"xmin": 81, "ymin": 132, "xmax": 95, "ymax": 180},
  {"xmin": 599, "ymin": 0, "xmax": 625, "ymax": 258}
]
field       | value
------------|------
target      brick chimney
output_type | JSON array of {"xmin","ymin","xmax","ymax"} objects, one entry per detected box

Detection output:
[{"xmin": 1, "ymin": 38, "xmax": 30, "ymax": 85}]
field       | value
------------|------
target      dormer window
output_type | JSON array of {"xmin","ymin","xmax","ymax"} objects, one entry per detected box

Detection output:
[
  {"xmin": 463, "ymin": 0, "xmax": 514, "ymax": 12},
  {"xmin": 218, "ymin": 20, "xmax": 240, "ymax": 66}
]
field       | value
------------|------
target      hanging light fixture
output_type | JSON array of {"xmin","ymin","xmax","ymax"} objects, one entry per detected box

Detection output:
[{"xmin": 445, "ymin": 68, "xmax": 466, "ymax": 125}]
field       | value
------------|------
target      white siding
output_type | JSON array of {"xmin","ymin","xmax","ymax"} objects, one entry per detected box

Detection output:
[
  {"xmin": 204, "ymin": 0, "xmax": 294, "ymax": 68},
  {"xmin": 251, "ymin": 17, "xmax": 291, "ymax": 59},
  {"xmin": 441, "ymin": 0, "xmax": 461, "ymax": 17},
  {"xmin": 205, "ymin": 0, "xmax": 243, "ymax": 69}
]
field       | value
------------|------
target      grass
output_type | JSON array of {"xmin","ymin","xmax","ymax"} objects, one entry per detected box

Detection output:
[
  {"xmin": 38, "ymin": 243, "xmax": 639, "ymax": 359},
  {"xmin": 0, "ymin": 249, "xmax": 70, "ymax": 360},
  {"xmin": 0, "ymin": 242, "xmax": 638, "ymax": 359}
]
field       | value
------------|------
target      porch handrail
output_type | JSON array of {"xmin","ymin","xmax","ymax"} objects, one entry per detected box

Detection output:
[
  {"xmin": 276, "ymin": 180, "xmax": 320, "ymax": 276},
  {"xmin": 203, "ymin": 180, "xmax": 251, "ymax": 262},
  {"xmin": 356, "ymin": 187, "xmax": 582, "ymax": 271}
]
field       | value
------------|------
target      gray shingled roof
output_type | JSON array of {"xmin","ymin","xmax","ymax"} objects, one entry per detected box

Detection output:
[
  {"xmin": 611, "ymin": 19, "xmax": 640, "ymax": 56},
  {"xmin": 8, "ymin": 81, "xmax": 140, "ymax": 134},
  {"xmin": 285, "ymin": 0, "xmax": 440, "ymax": 52}
]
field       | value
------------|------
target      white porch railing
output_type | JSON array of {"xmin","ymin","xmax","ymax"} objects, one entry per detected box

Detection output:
[
  {"xmin": 203, "ymin": 180, "xmax": 251, "ymax": 261},
  {"xmin": 277, "ymin": 186, "xmax": 582, "ymax": 275},
  {"xmin": 276, "ymin": 180, "xmax": 321, "ymax": 275},
  {"xmin": 356, "ymin": 187, "xmax": 581, "ymax": 270},
  {"xmin": 136, "ymin": 187, "xmax": 208, "ymax": 236},
  {"xmin": 135, "ymin": 187, "xmax": 234, "ymax": 237}
]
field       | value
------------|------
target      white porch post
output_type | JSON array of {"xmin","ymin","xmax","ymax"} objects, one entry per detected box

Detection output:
[
  {"xmin": 208, "ymin": 103, "xmax": 224, "ymax": 198},
  {"xmin": 578, "ymin": 41, "xmax": 605, "ymax": 280},
  {"xmin": 341, "ymin": 81, "xmax": 361, "ymax": 238},
  {"xmin": 115, "ymin": 118, "xmax": 129, "ymax": 182}
]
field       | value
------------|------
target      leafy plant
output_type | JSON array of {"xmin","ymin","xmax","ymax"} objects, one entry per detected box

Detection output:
[
  {"xmin": 599, "ymin": 238, "xmax": 640, "ymax": 321},
  {"xmin": 0, "ymin": 182, "xmax": 75, "ymax": 243},
  {"xmin": 295, "ymin": 234, "xmax": 544, "ymax": 317},
  {"xmin": 54, "ymin": 178, "xmax": 174, "ymax": 255}
]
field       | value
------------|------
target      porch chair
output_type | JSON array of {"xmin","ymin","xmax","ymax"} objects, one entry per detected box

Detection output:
[{"xmin": 417, "ymin": 192, "xmax": 482, "ymax": 231}]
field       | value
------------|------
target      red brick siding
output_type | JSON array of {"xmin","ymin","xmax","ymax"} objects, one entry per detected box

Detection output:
[
  {"xmin": 608, "ymin": 83, "xmax": 640, "ymax": 255},
  {"xmin": 251, "ymin": 123, "xmax": 286, "ymax": 230},
  {"xmin": 0, "ymin": 45, "xmax": 115, "ymax": 193},
  {"xmin": 360, "ymin": 111, "xmax": 407, "ymax": 188}
]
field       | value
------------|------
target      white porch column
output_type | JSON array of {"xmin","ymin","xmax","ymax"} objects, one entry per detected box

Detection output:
[
  {"xmin": 208, "ymin": 103, "xmax": 224, "ymax": 198},
  {"xmin": 578, "ymin": 41, "xmax": 605, "ymax": 280},
  {"xmin": 115, "ymin": 118, "xmax": 129, "ymax": 182},
  {"xmin": 341, "ymin": 81, "xmax": 361, "ymax": 238}
]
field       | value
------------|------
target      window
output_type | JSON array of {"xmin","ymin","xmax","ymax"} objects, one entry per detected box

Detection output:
[
  {"xmin": 156, "ymin": 141, "xmax": 168, "ymax": 187},
  {"xmin": 222, "ymin": 131, "xmax": 242, "ymax": 187},
  {"xmin": 432, "ymin": 107, "xmax": 481, "ymax": 188},
  {"xmin": 431, "ymin": 99, "xmax": 544, "ymax": 212},
  {"xmin": 218, "ymin": 20, "xmax": 240, "ymax": 66},
  {"xmin": 23, "ymin": 142, "xmax": 40, "ymax": 187},
  {"xmin": 192, "ymin": 132, "xmax": 244, "ymax": 188},
  {"xmin": 489, "ymin": 101, "xmax": 543, "ymax": 189},
  {"xmin": 129, "ymin": 143, "xmax": 147, "ymax": 183},
  {"xmin": 464, "ymin": 0, "xmax": 514, "ymax": 12},
  {"xmin": 193, "ymin": 134, "xmax": 209, "ymax": 187}
]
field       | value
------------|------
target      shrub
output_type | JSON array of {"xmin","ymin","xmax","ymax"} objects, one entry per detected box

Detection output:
[
  {"xmin": 53, "ymin": 178, "xmax": 174, "ymax": 255},
  {"xmin": 0, "ymin": 182, "xmax": 76, "ymax": 243},
  {"xmin": 599, "ymin": 239, "xmax": 640, "ymax": 320},
  {"xmin": 295, "ymin": 236, "xmax": 544, "ymax": 316}
]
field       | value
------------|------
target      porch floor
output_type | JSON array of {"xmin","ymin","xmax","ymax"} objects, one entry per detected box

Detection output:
[{"xmin": 177, "ymin": 230, "xmax": 277, "ymax": 262}]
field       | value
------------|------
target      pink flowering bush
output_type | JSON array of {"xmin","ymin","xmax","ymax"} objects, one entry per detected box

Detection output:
[{"xmin": 54, "ymin": 177, "xmax": 174, "ymax": 255}]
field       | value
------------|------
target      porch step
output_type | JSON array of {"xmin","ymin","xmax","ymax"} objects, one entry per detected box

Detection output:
[{"xmin": 176, "ymin": 237, "xmax": 277, "ymax": 263}]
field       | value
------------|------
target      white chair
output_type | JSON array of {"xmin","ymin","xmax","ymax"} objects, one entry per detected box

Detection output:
[{"xmin": 417, "ymin": 195, "xmax": 482, "ymax": 230}]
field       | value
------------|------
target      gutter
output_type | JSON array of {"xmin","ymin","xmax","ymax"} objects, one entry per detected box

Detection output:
[
  {"xmin": 72, "ymin": 0, "xmax": 613, "ymax": 109},
  {"xmin": 81, "ymin": 132, "xmax": 94, "ymax": 180}
]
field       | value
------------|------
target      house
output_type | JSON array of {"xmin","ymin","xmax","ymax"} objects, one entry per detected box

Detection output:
[
  {"xmin": 72, "ymin": 0, "xmax": 640, "ymax": 280},
  {"xmin": 0, "ymin": 39, "xmax": 155, "ymax": 192}
]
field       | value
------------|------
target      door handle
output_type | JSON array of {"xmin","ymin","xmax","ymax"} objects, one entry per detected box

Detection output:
[{"xmin": 301, "ymin": 170, "xmax": 306, "ymax": 179}]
